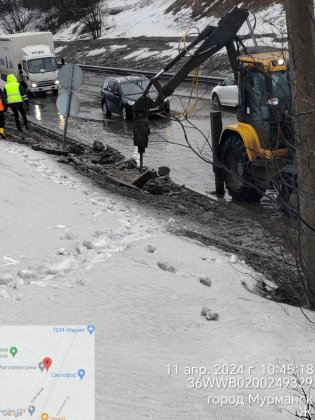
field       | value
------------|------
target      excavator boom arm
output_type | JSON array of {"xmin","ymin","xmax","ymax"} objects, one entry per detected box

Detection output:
[
  {"xmin": 160, "ymin": 7, "xmax": 248, "ymax": 99},
  {"xmin": 133, "ymin": 6, "xmax": 249, "ymax": 163}
]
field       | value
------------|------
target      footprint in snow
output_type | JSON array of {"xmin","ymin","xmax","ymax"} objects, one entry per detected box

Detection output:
[
  {"xmin": 199, "ymin": 275, "xmax": 211, "ymax": 287},
  {"xmin": 157, "ymin": 261, "xmax": 176, "ymax": 274},
  {"xmin": 145, "ymin": 244, "xmax": 156, "ymax": 254}
]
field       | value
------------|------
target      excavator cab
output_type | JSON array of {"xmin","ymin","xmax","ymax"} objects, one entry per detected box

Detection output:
[
  {"xmin": 238, "ymin": 52, "xmax": 292, "ymax": 150},
  {"xmin": 219, "ymin": 52, "xmax": 293, "ymax": 202}
]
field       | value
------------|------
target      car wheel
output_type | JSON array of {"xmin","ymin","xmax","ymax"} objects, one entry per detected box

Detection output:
[
  {"xmin": 212, "ymin": 93, "xmax": 221, "ymax": 107},
  {"xmin": 122, "ymin": 105, "xmax": 132, "ymax": 121},
  {"xmin": 222, "ymin": 135, "xmax": 265, "ymax": 203},
  {"xmin": 102, "ymin": 100, "xmax": 111, "ymax": 117}
]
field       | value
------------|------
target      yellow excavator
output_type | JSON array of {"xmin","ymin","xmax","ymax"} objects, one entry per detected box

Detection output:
[
  {"xmin": 133, "ymin": 6, "xmax": 293, "ymax": 203},
  {"xmin": 218, "ymin": 49, "xmax": 292, "ymax": 202}
]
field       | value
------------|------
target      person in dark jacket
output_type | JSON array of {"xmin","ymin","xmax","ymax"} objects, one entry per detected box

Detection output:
[
  {"xmin": 4, "ymin": 74, "xmax": 29, "ymax": 131},
  {"xmin": 0, "ymin": 88, "xmax": 6, "ymax": 138}
]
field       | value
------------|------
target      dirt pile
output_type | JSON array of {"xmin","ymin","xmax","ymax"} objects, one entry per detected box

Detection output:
[{"xmin": 143, "ymin": 175, "xmax": 181, "ymax": 195}]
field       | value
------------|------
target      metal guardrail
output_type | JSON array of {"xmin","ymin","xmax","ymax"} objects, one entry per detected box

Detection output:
[{"xmin": 58, "ymin": 63, "xmax": 224, "ymax": 84}]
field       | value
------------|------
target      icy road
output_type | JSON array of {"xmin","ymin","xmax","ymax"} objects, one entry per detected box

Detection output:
[{"xmin": 26, "ymin": 70, "xmax": 237, "ymax": 195}]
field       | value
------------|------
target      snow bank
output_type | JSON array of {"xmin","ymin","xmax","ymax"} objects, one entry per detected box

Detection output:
[
  {"xmin": 86, "ymin": 47, "xmax": 107, "ymax": 56},
  {"xmin": 0, "ymin": 141, "xmax": 159, "ymax": 294},
  {"xmin": 123, "ymin": 48, "xmax": 159, "ymax": 60}
]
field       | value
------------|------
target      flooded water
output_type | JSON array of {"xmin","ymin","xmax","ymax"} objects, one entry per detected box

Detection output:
[{"xmin": 27, "ymin": 71, "xmax": 238, "ymax": 195}]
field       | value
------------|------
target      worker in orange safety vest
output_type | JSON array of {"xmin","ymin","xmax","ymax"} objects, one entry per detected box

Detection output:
[{"xmin": 0, "ymin": 88, "xmax": 6, "ymax": 138}]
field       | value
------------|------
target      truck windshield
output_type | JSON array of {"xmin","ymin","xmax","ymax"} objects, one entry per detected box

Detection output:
[{"xmin": 27, "ymin": 57, "xmax": 57, "ymax": 74}]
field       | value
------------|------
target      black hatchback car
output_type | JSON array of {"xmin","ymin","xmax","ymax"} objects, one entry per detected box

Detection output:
[{"xmin": 100, "ymin": 75, "xmax": 170, "ymax": 120}]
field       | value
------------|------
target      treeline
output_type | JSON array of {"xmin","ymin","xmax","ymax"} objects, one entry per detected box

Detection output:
[{"xmin": 0, "ymin": 0, "xmax": 103, "ymax": 39}]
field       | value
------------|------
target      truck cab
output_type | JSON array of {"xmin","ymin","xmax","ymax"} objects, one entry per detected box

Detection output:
[
  {"xmin": 0, "ymin": 32, "xmax": 59, "ymax": 96},
  {"xmin": 19, "ymin": 45, "xmax": 59, "ymax": 95}
]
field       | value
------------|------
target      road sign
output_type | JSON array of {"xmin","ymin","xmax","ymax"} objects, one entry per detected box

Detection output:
[
  {"xmin": 56, "ymin": 91, "xmax": 80, "ymax": 117},
  {"xmin": 56, "ymin": 63, "xmax": 84, "ymax": 149},
  {"xmin": 59, "ymin": 64, "xmax": 84, "ymax": 90}
]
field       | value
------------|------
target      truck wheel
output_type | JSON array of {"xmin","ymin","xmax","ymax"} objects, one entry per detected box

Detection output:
[
  {"xmin": 222, "ymin": 135, "xmax": 265, "ymax": 202},
  {"xmin": 101, "ymin": 100, "xmax": 111, "ymax": 117},
  {"xmin": 52, "ymin": 90, "xmax": 58, "ymax": 96}
]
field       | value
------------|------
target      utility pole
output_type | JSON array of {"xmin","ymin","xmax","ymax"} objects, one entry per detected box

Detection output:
[{"xmin": 285, "ymin": 0, "xmax": 315, "ymax": 307}]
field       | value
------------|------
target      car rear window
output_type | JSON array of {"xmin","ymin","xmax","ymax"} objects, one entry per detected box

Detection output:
[{"xmin": 120, "ymin": 79, "xmax": 148, "ymax": 95}]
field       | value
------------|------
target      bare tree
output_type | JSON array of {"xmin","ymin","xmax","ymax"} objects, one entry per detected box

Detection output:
[
  {"xmin": 52, "ymin": 0, "xmax": 74, "ymax": 24},
  {"xmin": 73, "ymin": 0, "xmax": 102, "ymax": 40},
  {"xmin": 0, "ymin": 0, "xmax": 34, "ymax": 33},
  {"xmin": 285, "ymin": 0, "xmax": 315, "ymax": 308}
]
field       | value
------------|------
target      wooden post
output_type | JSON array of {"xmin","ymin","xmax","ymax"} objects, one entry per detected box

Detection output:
[{"xmin": 210, "ymin": 111, "xmax": 225, "ymax": 197}]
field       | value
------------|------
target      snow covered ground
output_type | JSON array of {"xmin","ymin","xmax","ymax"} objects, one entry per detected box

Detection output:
[
  {"xmin": 54, "ymin": 0, "xmax": 285, "ymax": 42},
  {"xmin": 0, "ymin": 140, "xmax": 314, "ymax": 419},
  {"xmin": 53, "ymin": 1, "xmax": 287, "ymax": 63}
]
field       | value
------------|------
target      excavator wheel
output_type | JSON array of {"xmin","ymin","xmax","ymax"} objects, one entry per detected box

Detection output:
[{"xmin": 222, "ymin": 135, "xmax": 265, "ymax": 203}]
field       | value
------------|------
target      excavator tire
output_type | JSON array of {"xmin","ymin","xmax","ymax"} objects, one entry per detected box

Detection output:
[{"xmin": 222, "ymin": 135, "xmax": 265, "ymax": 203}]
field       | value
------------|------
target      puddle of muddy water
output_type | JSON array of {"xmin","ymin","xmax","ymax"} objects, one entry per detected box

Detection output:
[{"xmin": 28, "ymin": 90, "xmax": 238, "ymax": 195}]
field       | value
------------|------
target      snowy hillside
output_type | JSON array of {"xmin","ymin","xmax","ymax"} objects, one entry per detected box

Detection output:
[
  {"xmin": 55, "ymin": 0, "xmax": 286, "ymax": 46},
  {"xmin": 52, "ymin": 0, "xmax": 287, "ymax": 74}
]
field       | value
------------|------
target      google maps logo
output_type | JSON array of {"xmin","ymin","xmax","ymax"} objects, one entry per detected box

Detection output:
[{"xmin": 0, "ymin": 408, "xmax": 26, "ymax": 416}]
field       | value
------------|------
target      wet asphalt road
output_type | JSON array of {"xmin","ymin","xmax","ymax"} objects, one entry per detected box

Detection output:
[{"xmin": 26, "ymin": 70, "xmax": 238, "ymax": 194}]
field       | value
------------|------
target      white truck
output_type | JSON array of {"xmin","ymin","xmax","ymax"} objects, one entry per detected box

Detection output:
[{"xmin": 0, "ymin": 32, "xmax": 59, "ymax": 95}]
